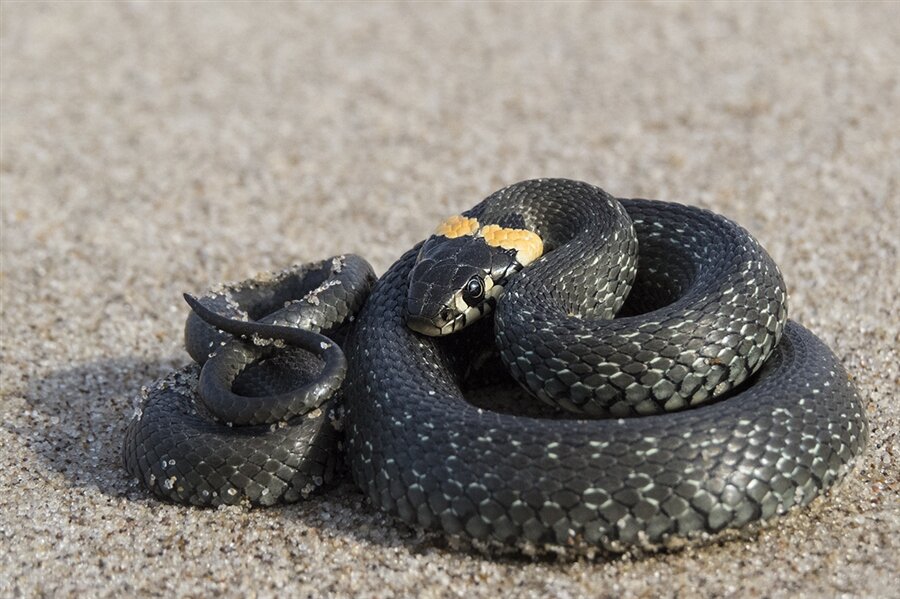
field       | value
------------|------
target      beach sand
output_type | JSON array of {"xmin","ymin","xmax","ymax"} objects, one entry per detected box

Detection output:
[{"xmin": 1, "ymin": 4, "xmax": 897, "ymax": 597}]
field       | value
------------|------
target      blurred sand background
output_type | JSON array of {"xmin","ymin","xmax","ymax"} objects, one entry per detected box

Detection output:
[{"xmin": 1, "ymin": 3, "xmax": 897, "ymax": 597}]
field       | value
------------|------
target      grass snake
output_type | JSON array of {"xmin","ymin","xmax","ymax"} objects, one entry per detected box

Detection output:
[{"xmin": 123, "ymin": 179, "xmax": 867, "ymax": 552}]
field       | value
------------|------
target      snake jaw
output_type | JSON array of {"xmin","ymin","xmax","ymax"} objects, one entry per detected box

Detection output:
[
  {"xmin": 407, "ymin": 284, "xmax": 504, "ymax": 337},
  {"xmin": 406, "ymin": 315, "xmax": 445, "ymax": 336}
]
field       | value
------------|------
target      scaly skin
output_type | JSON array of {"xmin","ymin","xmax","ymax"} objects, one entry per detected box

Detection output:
[{"xmin": 123, "ymin": 179, "xmax": 868, "ymax": 552}]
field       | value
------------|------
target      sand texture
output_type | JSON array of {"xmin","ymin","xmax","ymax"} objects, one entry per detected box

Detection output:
[{"xmin": 1, "ymin": 3, "xmax": 898, "ymax": 597}]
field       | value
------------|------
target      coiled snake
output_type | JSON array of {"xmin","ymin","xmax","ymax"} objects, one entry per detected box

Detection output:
[{"xmin": 123, "ymin": 179, "xmax": 867, "ymax": 552}]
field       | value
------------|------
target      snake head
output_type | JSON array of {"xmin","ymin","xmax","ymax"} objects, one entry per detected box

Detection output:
[{"xmin": 406, "ymin": 215, "xmax": 544, "ymax": 336}]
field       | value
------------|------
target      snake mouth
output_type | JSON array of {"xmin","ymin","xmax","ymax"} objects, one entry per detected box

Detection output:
[
  {"xmin": 406, "ymin": 315, "xmax": 443, "ymax": 336},
  {"xmin": 406, "ymin": 291, "xmax": 501, "ymax": 337},
  {"xmin": 406, "ymin": 313, "xmax": 465, "ymax": 336}
]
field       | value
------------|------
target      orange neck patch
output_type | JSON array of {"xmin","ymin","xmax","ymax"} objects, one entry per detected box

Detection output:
[
  {"xmin": 435, "ymin": 215, "xmax": 480, "ymax": 238},
  {"xmin": 434, "ymin": 215, "xmax": 544, "ymax": 266},
  {"xmin": 479, "ymin": 224, "xmax": 544, "ymax": 266}
]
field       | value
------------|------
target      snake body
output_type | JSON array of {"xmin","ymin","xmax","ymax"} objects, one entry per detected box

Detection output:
[{"xmin": 123, "ymin": 179, "xmax": 867, "ymax": 551}]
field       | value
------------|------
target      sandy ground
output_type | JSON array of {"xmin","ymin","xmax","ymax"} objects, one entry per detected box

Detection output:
[{"xmin": 1, "ymin": 3, "xmax": 898, "ymax": 597}]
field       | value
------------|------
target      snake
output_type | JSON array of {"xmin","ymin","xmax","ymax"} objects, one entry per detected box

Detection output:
[{"xmin": 122, "ymin": 178, "xmax": 868, "ymax": 552}]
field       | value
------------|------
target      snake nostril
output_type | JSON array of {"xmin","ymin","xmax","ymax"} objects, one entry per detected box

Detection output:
[{"xmin": 439, "ymin": 308, "xmax": 453, "ymax": 323}]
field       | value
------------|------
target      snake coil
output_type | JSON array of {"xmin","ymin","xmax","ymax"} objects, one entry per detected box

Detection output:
[{"xmin": 123, "ymin": 179, "xmax": 867, "ymax": 553}]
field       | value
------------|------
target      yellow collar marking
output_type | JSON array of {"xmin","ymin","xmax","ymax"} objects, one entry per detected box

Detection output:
[
  {"xmin": 433, "ymin": 215, "xmax": 544, "ymax": 265},
  {"xmin": 435, "ymin": 215, "xmax": 480, "ymax": 238},
  {"xmin": 479, "ymin": 225, "xmax": 544, "ymax": 266}
]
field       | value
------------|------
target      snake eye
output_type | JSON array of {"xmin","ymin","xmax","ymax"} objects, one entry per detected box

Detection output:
[{"xmin": 462, "ymin": 276, "xmax": 485, "ymax": 306}]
